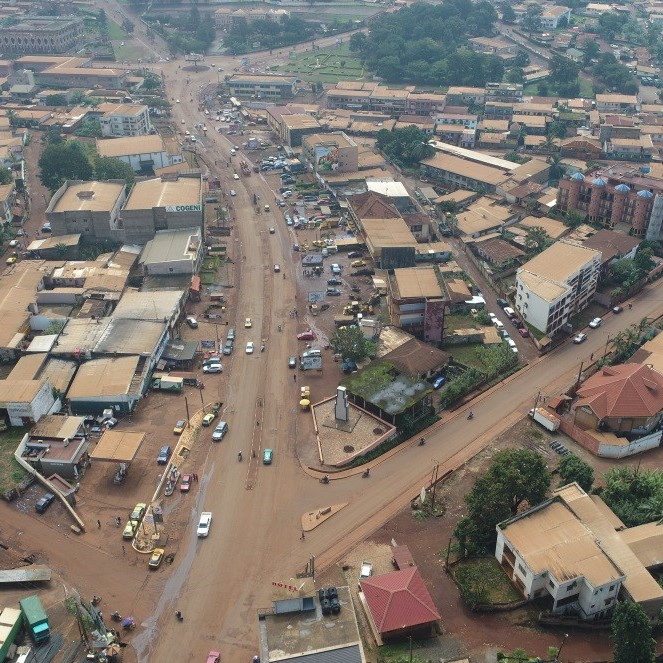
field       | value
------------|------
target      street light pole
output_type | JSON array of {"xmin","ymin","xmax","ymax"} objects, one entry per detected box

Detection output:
[{"xmin": 556, "ymin": 633, "xmax": 569, "ymax": 661}]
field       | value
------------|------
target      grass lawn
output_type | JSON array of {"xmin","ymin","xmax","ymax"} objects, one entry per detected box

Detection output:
[
  {"xmin": 277, "ymin": 43, "xmax": 365, "ymax": 83},
  {"xmin": 0, "ymin": 428, "xmax": 29, "ymax": 495},
  {"xmin": 443, "ymin": 343, "xmax": 487, "ymax": 370},
  {"xmin": 453, "ymin": 557, "xmax": 521, "ymax": 604},
  {"xmin": 114, "ymin": 42, "xmax": 149, "ymax": 62},
  {"xmin": 524, "ymin": 77, "xmax": 594, "ymax": 99},
  {"xmin": 106, "ymin": 20, "xmax": 127, "ymax": 41},
  {"xmin": 444, "ymin": 313, "xmax": 481, "ymax": 333}
]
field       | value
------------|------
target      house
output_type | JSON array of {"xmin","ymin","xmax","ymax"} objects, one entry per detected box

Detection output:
[
  {"xmin": 112, "ymin": 290, "xmax": 186, "ymax": 329},
  {"xmin": 420, "ymin": 152, "xmax": 509, "ymax": 192},
  {"xmin": 445, "ymin": 86, "xmax": 485, "ymax": 107},
  {"xmin": 301, "ymin": 132, "xmax": 358, "ymax": 174},
  {"xmin": 540, "ymin": 5, "xmax": 572, "ymax": 29},
  {"xmin": 0, "ymin": 378, "xmax": 58, "ymax": 427},
  {"xmin": 515, "ymin": 241, "xmax": 601, "ymax": 336},
  {"xmin": 388, "ymin": 267, "xmax": 449, "ymax": 340},
  {"xmin": 454, "ymin": 198, "xmax": 516, "ymax": 237},
  {"xmin": 496, "ymin": 482, "xmax": 663, "ymax": 623},
  {"xmin": 582, "ymin": 229, "xmax": 640, "ymax": 277},
  {"xmin": 96, "ymin": 135, "xmax": 183, "ymax": 173},
  {"xmin": 378, "ymin": 330, "xmax": 450, "ymax": 379},
  {"xmin": 359, "ymin": 567, "xmax": 440, "ymax": 643},
  {"xmin": 472, "ymin": 237, "xmax": 525, "ymax": 270},
  {"xmin": 139, "ymin": 227, "xmax": 203, "ymax": 276},
  {"xmin": 595, "ymin": 94, "xmax": 639, "ymax": 114},
  {"xmin": 18, "ymin": 415, "xmax": 88, "ymax": 480}
]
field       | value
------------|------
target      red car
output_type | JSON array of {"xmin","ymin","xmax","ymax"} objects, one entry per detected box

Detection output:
[
  {"xmin": 206, "ymin": 653, "xmax": 220, "ymax": 663},
  {"xmin": 518, "ymin": 328, "xmax": 530, "ymax": 338},
  {"xmin": 297, "ymin": 330, "xmax": 315, "ymax": 341},
  {"xmin": 180, "ymin": 474, "xmax": 192, "ymax": 493}
]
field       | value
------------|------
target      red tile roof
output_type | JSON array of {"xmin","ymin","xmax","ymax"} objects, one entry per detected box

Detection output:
[
  {"xmin": 575, "ymin": 363, "xmax": 663, "ymax": 419},
  {"xmin": 360, "ymin": 566, "xmax": 440, "ymax": 634}
]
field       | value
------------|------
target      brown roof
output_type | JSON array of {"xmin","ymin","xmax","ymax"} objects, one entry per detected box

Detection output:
[
  {"xmin": 381, "ymin": 338, "xmax": 450, "ymax": 377},
  {"xmin": 582, "ymin": 230, "xmax": 641, "ymax": 264},
  {"xmin": 476, "ymin": 237, "xmax": 525, "ymax": 264},
  {"xmin": 576, "ymin": 364, "xmax": 663, "ymax": 419},
  {"xmin": 347, "ymin": 191, "xmax": 400, "ymax": 220}
]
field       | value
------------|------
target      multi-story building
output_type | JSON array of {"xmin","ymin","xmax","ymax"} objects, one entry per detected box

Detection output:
[
  {"xmin": 96, "ymin": 135, "xmax": 183, "ymax": 172},
  {"xmin": 99, "ymin": 104, "xmax": 152, "ymax": 138},
  {"xmin": 227, "ymin": 74, "xmax": 297, "ymax": 100},
  {"xmin": 265, "ymin": 108, "xmax": 321, "ymax": 148},
  {"xmin": 301, "ymin": 132, "xmax": 358, "ymax": 174},
  {"xmin": 557, "ymin": 170, "xmax": 663, "ymax": 238},
  {"xmin": 484, "ymin": 82, "xmax": 523, "ymax": 104},
  {"xmin": 16, "ymin": 55, "xmax": 127, "ymax": 90},
  {"xmin": 0, "ymin": 16, "xmax": 84, "ymax": 54},
  {"xmin": 214, "ymin": 7, "xmax": 289, "ymax": 29},
  {"xmin": 595, "ymin": 94, "xmax": 639, "ymax": 114},
  {"xmin": 445, "ymin": 86, "xmax": 485, "ymax": 107},
  {"xmin": 515, "ymin": 241, "xmax": 601, "ymax": 336},
  {"xmin": 540, "ymin": 5, "xmax": 572, "ymax": 29}
]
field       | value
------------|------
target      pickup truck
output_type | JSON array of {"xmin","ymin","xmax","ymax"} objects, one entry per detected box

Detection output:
[
  {"xmin": 359, "ymin": 561, "xmax": 373, "ymax": 579},
  {"xmin": 197, "ymin": 512, "xmax": 212, "ymax": 538}
]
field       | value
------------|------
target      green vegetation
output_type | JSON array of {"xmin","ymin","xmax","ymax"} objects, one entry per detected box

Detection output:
[
  {"xmin": 149, "ymin": 7, "xmax": 215, "ymax": 55},
  {"xmin": 329, "ymin": 326, "xmax": 375, "ymax": 363},
  {"xmin": 349, "ymin": 0, "xmax": 504, "ymax": 86},
  {"xmin": 558, "ymin": 454, "xmax": 594, "ymax": 491},
  {"xmin": 278, "ymin": 44, "xmax": 364, "ymax": 83},
  {"xmin": 38, "ymin": 133, "xmax": 135, "ymax": 192},
  {"xmin": 224, "ymin": 16, "xmax": 314, "ymax": 55},
  {"xmin": 377, "ymin": 643, "xmax": 427, "ymax": 663},
  {"xmin": 601, "ymin": 467, "xmax": 663, "ymax": 527},
  {"xmin": 454, "ymin": 558, "xmax": 520, "ymax": 607},
  {"xmin": 611, "ymin": 601, "xmax": 656, "ymax": 663},
  {"xmin": 606, "ymin": 245, "xmax": 655, "ymax": 298},
  {"xmin": 0, "ymin": 427, "xmax": 29, "ymax": 494},
  {"xmin": 591, "ymin": 51, "xmax": 639, "ymax": 95},
  {"xmin": 454, "ymin": 449, "xmax": 551, "ymax": 555},
  {"xmin": 375, "ymin": 126, "xmax": 434, "ymax": 168}
]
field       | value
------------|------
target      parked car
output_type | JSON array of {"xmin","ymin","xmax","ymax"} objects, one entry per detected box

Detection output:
[
  {"xmin": 157, "ymin": 445, "xmax": 172, "ymax": 464},
  {"xmin": 185, "ymin": 316, "xmax": 198, "ymax": 329},
  {"xmin": 347, "ymin": 251, "xmax": 364, "ymax": 259},
  {"xmin": 202, "ymin": 413, "xmax": 216, "ymax": 427},
  {"xmin": 288, "ymin": 356, "xmax": 297, "ymax": 368},
  {"xmin": 123, "ymin": 519, "xmax": 138, "ymax": 539},
  {"xmin": 588, "ymin": 317, "xmax": 602, "ymax": 328},
  {"xmin": 612, "ymin": 305, "xmax": 623, "ymax": 313},
  {"xmin": 269, "ymin": 227, "xmax": 276, "ymax": 234},
  {"xmin": 246, "ymin": 341, "xmax": 255, "ymax": 354},
  {"xmin": 244, "ymin": 317, "xmax": 252, "ymax": 328},
  {"xmin": 297, "ymin": 330, "xmax": 315, "ymax": 341},
  {"xmin": 327, "ymin": 278, "xmax": 342, "ymax": 286},
  {"xmin": 351, "ymin": 259, "xmax": 366, "ymax": 267},
  {"xmin": 497, "ymin": 298, "xmax": 508, "ymax": 309},
  {"xmin": 326, "ymin": 288, "xmax": 342, "ymax": 296},
  {"xmin": 212, "ymin": 421, "xmax": 228, "ymax": 441},
  {"xmin": 263, "ymin": 448, "xmax": 273, "ymax": 465},
  {"xmin": 148, "ymin": 548, "xmax": 165, "ymax": 569},
  {"xmin": 518, "ymin": 328, "xmax": 530, "ymax": 338},
  {"xmin": 202, "ymin": 355, "xmax": 222, "ymax": 366},
  {"xmin": 432, "ymin": 375, "xmax": 446, "ymax": 389},
  {"xmin": 35, "ymin": 493, "xmax": 55, "ymax": 514},
  {"xmin": 203, "ymin": 363, "xmax": 222, "ymax": 374},
  {"xmin": 180, "ymin": 474, "xmax": 192, "ymax": 492},
  {"xmin": 573, "ymin": 333, "xmax": 587, "ymax": 344},
  {"xmin": 131, "ymin": 503, "xmax": 146, "ymax": 521}
]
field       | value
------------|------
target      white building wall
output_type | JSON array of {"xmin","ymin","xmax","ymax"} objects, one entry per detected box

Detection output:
[
  {"xmin": 6, "ymin": 379, "xmax": 57, "ymax": 426},
  {"xmin": 598, "ymin": 429, "xmax": 663, "ymax": 458}
]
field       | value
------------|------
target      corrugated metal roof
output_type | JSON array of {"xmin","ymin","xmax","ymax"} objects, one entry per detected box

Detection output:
[
  {"xmin": 0, "ymin": 566, "xmax": 51, "ymax": 583},
  {"xmin": 282, "ymin": 644, "xmax": 362, "ymax": 663}
]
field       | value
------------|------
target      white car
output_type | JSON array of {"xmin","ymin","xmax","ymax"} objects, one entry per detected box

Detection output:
[
  {"xmin": 588, "ymin": 317, "xmax": 602, "ymax": 329},
  {"xmin": 197, "ymin": 512, "xmax": 212, "ymax": 537},
  {"xmin": 246, "ymin": 341, "xmax": 254, "ymax": 354},
  {"xmin": 203, "ymin": 363, "xmax": 222, "ymax": 374},
  {"xmin": 233, "ymin": 173, "xmax": 240, "ymax": 180},
  {"xmin": 573, "ymin": 333, "xmax": 588, "ymax": 344}
]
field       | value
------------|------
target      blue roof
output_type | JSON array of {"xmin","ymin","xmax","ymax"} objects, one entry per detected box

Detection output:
[
  {"xmin": 592, "ymin": 177, "xmax": 607, "ymax": 187},
  {"xmin": 637, "ymin": 189, "xmax": 654, "ymax": 199},
  {"xmin": 570, "ymin": 172, "xmax": 585, "ymax": 181},
  {"xmin": 614, "ymin": 184, "xmax": 630, "ymax": 193}
]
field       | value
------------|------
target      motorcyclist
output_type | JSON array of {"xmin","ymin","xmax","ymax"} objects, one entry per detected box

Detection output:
[
  {"xmin": 238, "ymin": 451, "xmax": 242, "ymax": 461},
  {"xmin": 467, "ymin": 411, "xmax": 474, "ymax": 420}
]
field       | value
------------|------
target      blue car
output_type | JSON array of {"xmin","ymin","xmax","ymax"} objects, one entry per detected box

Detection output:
[
  {"xmin": 432, "ymin": 375, "xmax": 446, "ymax": 390},
  {"xmin": 157, "ymin": 445, "xmax": 172, "ymax": 464},
  {"xmin": 263, "ymin": 448, "xmax": 273, "ymax": 465}
]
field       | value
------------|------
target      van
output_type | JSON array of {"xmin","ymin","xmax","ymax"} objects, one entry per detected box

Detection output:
[
  {"xmin": 494, "ymin": 319, "xmax": 504, "ymax": 331},
  {"xmin": 227, "ymin": 328, "xmax": 235, "ymax": 342},
  {"xmin": 504, "ymin": 307, "xmax": 516, "ymax": 319},
  {"xmin": 302, "ymin": 349, "xmax": 322, "ymax": 359}
]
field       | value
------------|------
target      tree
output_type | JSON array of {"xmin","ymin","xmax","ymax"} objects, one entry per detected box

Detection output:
[
  {"xmin": 524, "ymin": 226, "xmax": 551, "ymax": 256},
  {"xmin": 549, "ymin": 54, "xmax": 579, "ymax": 84},
  {"xmin": 454, "ymin": 449, "xmax": 550, "ymax": 553},
  {"xmin": 349, "ymin": 32, "xmax": 367, "ymax": 53},
  {"xmin": 522, "ymin": 5, "xmax": 543, "ymax": 33},
  {"xmin": 0, "ymin": 168, "xmax": 12, "ymax": 185},
  {"xmin": 558, "ymin": 454, "xmax": 594, "ymax": 491},
  {"xmin": 548, "ymin": 154, "xmax": 566, "ymax": 182},
  {"xmin": 330, "ymin": 326, "xmax": 373, "ymax": 362},
  {"xmin": 611, "ymin": 602, "xmax": 655, "ymax": 663},
  {"xmin": 93, "ymin": 156, "xmax": 135, "ymax": 186},
  {"xmin": 45, "ymin": 93, "xmax": 68, "ymax": 106},
  {"xmin": 513, "ymin": 51, "xmax": 529, "ymax": 68},
  {"xmin": 375, "ymin": 126, "xmax": 434, "ymax": 168},
  {"xmin": 501, "ymin": 4, "xmax": 516, "ymax": 23},
  {"xmin": 602, "ymin": 467, "xmax": 663, "ymax": 527},
  {"xmin": 38, "ymin": 140, "xmax": 93, "ymax": 191},
  {"xmin": 506, "ymin": 67, "xmax": 525, "ymax": 84},
  {"xmin": 548, "ymin": 120, "xmax": 568, "ymax": 139},
  {"xmin": 582, "ymin": 39, "xmax": 600, "ymax": 66}
]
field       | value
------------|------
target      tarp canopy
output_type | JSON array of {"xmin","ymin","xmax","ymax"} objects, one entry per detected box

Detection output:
[{"xmin": 90, "ymin": 431, "xmax": 145, "ymax": 463}]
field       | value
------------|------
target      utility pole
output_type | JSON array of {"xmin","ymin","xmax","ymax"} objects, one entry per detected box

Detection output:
[
  {"xmin": 603, "ymin": 333, "xmax": 611, "ymax": 360},
  {"xmin": 574, "ymin": 361, "xmax": 584, "ymax": 390},
  {"xmin": 184, "ymin": 396, "xmax": 191, "ymax": 422},
  {"xmin": 430, "ymin": 462, "xmax": 440, "ymax": 509}
]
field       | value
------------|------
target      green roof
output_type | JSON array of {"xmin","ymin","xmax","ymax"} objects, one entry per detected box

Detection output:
[{"xmin": 341, "ymin": 361, "xmax": 432, "ymax": 415}]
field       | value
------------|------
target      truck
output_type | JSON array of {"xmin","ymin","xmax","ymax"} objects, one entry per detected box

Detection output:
[
  {"xmin": 19, "ymin": 595, "xmax": 50, "ymax": 644},
  {"xmin": 151, "ymin": 375, "xmax": 184, "ymax": 393},
  {"xmin": 240, "ymin": 160, "xmax": 251, "ymax": 176},
  {"xmin": 528, "ymin": 407, "xmax": 560, "ymax": 432}
]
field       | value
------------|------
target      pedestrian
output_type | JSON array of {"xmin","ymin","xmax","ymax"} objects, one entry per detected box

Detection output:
[
  {"xmin": 590, "ymin": 353, "xmax": 594, "ymax": 360},
  {"xmin": 122, "ymin": 546, "xmax": 126, "ymax": 556},
  {"xmin": 300, "ymin": 530, "xmax": 305, "ymax": 540},
  {"xmin": 97, "ymin": 520, "xmax": 101, "ymax": 529},
  {"xmin": 293, "ymin": 374, "xmax": 297, "ymax": 382}
]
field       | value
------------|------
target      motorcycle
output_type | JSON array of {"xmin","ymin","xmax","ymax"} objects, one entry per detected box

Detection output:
[
  {"xmin": 111, "ymin": 611, "xmax": 121, "ymax": 622},
  {"xmin": 175, "ymin": 611, "xmax": 184, "ymax": 622},
  {"xmin": 467, "ymin": 411, "xmax": 474, "ymax": 420},
  {"xmin": 238, "ymin": 451, "xmax": 243, "ymax": 462},
  {"xmin": 362, "ymin": 468, "xmax": 370, "ymax": 478},
  {"xmin": 320, "ymin": 475, "xmax": 329, "ymax": 484},
  {"xmin": 91, "ymin": 596, "xmax": 101, "ymax": 606},
  {"xmin": 419, "ymin": 437, "xmax": 426, "ymax": 446},
  {"xmin": 261, "ymin": 344, "xmax": 265, "ymax": 353}
]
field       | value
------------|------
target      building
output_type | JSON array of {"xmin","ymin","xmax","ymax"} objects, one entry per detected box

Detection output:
[
  {"xmin": 469, "ymin": 36, "xmax": 517, "ymax": 60},
  {"xmin": 0, "ymin": 378, "xmax": 57, "ymax": 427},
  {"xmin": 557, "ymin": 171, "xmax": 663, "ymax": 238},
  {"xmin": 582, "ymin": 229, "xmax": 640, "ymax": 277},
  {"xmin": 454, "ymin": 197, "xmax": 516, "ymax": 237},
  {"xmin": 18, "ymin": 415, "xmax": 88, "ymax": 480},
  {"xmin": 46, "ymin": 180, "xmax": 127, "ymax": 241},
  {"xmin": 540, "ymin": 5, "xmax": 572, "ymax": 29},
  {"xmin": 596, "ymin": 94, "xmax": 639, "ymax": 114},
  {"xmin": 214, "ymin": 6, "xmax": 289, "ymax": 29},
  {"xmin": 420, "ymin": 152, "xmax": 510, "ymax": 192},
  {"xmin": 359, "ymin": 567, "xmax": 440, "ymax": 643},
  {"xmin": 96, "ymin": 135, "xmax": 183, "ymax": 172},
  {"xmin": 301, "ymin": 132, "xmax": 358, "ymax": 174},
  {"xmin": 388, "ymin": 267, "xmax": 449, "ymax": 340},
  {"xmin": 227, "ymin": 74, "xmax": 297, "ymax": 100},
  {"xmin": 325, "ymin": 82, "xmax": 445, "ymax": 115},
  {"xmin": 139, "ymin": 227, "xmax": 203, "ymax": 275},
  {"xmin": 515, "ymin": 241, "xmax": 601, "ymax": 336},
  {"xmin": 496, "ymin": 483, "xmax": 663, "ymax": 622},
  {"xmin": 0, "ymin": 16, "xmax": 84, "ymax": 54},
  {"xmin": 66, "ymin": 356, "xmax": 145, "ymax": 415},
  {"xmin": 121, "ymin": 175, "xmax": 203, "ymax": 245},
  {"xmin": 99, "ymin": 104, "xmax": 152, "ymax": 138},
  {"xmin": 484, "ymin": 82, "xmax": 523, "ymax": 103},
  {"xmin": 445, "ymin": 86, "xmax": 485, "ymax": 106},
  {"xmin": 265, "ymin": 106, "xmax": 321, "ymax": 147},
  {"xmin": 112, "ymin": 290, "xmax": 186, "ymax": 329},
  {"xmin": 16, "ymin": 55, "xmax": 127, "ymax": 90}
]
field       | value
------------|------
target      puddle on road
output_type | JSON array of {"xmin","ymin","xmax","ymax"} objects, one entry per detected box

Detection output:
[{"xmin": 132, "ymin": 463, "xmax": 215, "ymax": 662}]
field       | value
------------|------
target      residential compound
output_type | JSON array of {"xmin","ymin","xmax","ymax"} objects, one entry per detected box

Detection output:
[
  {"xmin": 497, "ymin": 483, "xmax": 663, "ymax": 623},
  {"xmin": 46, "ymin": 175, "xmax": 203, "ymax": 244},
  {"xmin": 515, "ymin": 242, "xmax": 601, "ymax": 336}
]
